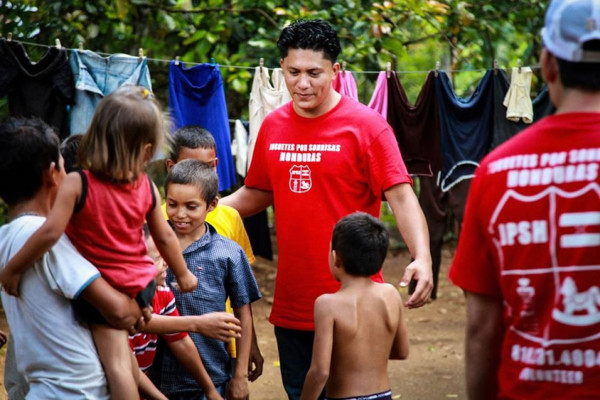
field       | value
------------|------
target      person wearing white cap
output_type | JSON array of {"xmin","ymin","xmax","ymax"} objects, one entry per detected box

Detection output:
[{"xmin": 449, "ymin": 0, "xmax": 600, "ymax": 399}]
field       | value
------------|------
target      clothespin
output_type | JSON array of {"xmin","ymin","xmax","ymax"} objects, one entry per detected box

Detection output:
[
  {"xmin": 138, "ymin": 48, "xmax": 144, "ymax": 60},
  {"xmin": 7, "ymin": 32, "xmax": 12, "ymax": 42},
  {"xmin": 517, "ymin": 59, "xmax": 522, "ymax": 73},
  {"xmin": 386, "ymin": 62, "xmax": 391, "ymax": 78},
  {"xmin": 210, "ymin": 57, "xmax": 216, "ymax": 67},
  {"xmin": 55, "ymin": 38, "xmax": 62, "ymax": 49},
  {"xmin": 175, "ymin": 56, "xmax": 180, "ymax": 66},
  {"xmin": 435, "ymin": 61, "xmax": 440, "ymax": 77},
  {"xmin": 78, "ymin": 41, "xmax": 84, "ymax": 52},
  {"xmin": 259, "ymin": 57, "xmax": 264, "ymax": 73},
  {"xmin": 493, "ymin": 59, "xmax": 498, "ymax": 75},
  {"xmin": 342, "ymin": 61, "xmax": 347, "ymax": 76}
]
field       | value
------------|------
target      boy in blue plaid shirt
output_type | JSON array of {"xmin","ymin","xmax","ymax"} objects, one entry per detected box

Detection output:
[{"xmin": 157, "ymin": 159, "xmax": 262, "ymax": 400}]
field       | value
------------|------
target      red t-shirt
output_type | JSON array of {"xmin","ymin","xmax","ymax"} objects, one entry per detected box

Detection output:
[
  {"xmin": 246, "ymin": 96, "xmax": 411, "ymax": 330},
  {"xmin": 65, "ymin": 170, "xmax": 156, "ymax": 297},
  {"xmin": 129, "ymin": 286, "xmax": 187, "ymax": 372},
  {"xmin": 449, "ymin": 113, "xmax": 600, "ymax": 398}
]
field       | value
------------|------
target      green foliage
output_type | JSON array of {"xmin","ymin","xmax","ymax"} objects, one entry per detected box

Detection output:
[{"xmin": 0, "ymin": 1, "xmax": 546, "ymax": 116}]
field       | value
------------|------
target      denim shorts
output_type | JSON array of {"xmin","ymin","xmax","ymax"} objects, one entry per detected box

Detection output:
[{"xmin": 69, "ymin": 49, "xmax": 153, "ymax": 135}]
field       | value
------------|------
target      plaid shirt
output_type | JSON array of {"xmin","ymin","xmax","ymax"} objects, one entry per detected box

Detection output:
[{"xmin": 158, "ymin": 223, "xmax": 261, "ymax": 396}]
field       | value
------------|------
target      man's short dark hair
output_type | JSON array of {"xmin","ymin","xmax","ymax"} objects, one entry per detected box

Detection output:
[
  {"xmin": 556, "ymin": 40, "xmax": 600, "ymax": 91},
  {"xmin": 60, "ymin": 134, "xmax": 84, "ymax": 173},
  {"xmin": 0, "ymin": 117, "xmax": 60, "ymax": 207},
  {"xmin": 168, "ymin": 125, "xmax": 216, "ymax": 162},
  {"xmin": 277, "ymin": 19, "xmax": 341, "ymax": 63},
  {"xmin": 331, "ymin": 212, "xmax": 389, "ymax": 277},
  {"xmin": 165, "ymin": 159, "xmax": 219, "ymax": 205}
]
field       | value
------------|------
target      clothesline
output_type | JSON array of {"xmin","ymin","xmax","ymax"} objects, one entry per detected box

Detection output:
[{"xmin": 4, "ymin": 37, "xmax": 541, "ymax": 75}]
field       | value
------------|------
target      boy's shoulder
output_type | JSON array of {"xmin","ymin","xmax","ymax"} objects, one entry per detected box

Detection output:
[
  {"xmin": 206, "ymin": 223, "xmax": 246, "ymax": 252},
  {"xmin": 316, "ymin": 281, "xmax": 401, "ymax": 307}
]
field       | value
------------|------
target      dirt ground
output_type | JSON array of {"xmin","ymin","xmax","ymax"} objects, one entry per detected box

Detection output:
[
  {"xmin": 0, "ymin": 243, "xmax": 466, "ymax": 400},
  {"xmin": 248, "ymin": 242, "xmax": 466, "ymax": 400}
]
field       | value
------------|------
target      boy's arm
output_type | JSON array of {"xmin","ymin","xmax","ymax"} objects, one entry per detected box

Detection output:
[
  {"xmin": 79, "ymin": 276, "xmax": 144, "ymax": 330},
  {"xmin": 227, "ymin": 304, "xmax": 253, "ymax": 400},
  {"xmin": 167, "ymin": 336, "xmax": 224, "ymax": 400},
  {"xmin": 142, "ymin": 312, "xmax": 241, "ymax": 341},
  {"xmin": 138, "ymin": 372, "xmax": 168, "ymax": 400},
  {"xmin": 300, "ymin": 295, "xmax": 334, "ymax": 400},
  {"xmin": 465, "ymin": 291, "xmax": 503, "ymax": 400},
  {"xmin": 390, "ymin": 289, "xmax": 409, "ymax": 360},
  {"xmin": 0, "ymin": 172, "xmax": 80, "ymax": 296},
  {"xmin": 248, "ymin": 316, "xmax": 263, "ymax": 382},
  {"xmin": 146, "ymin": 183, "xmax": 197, "ymax": 293}
]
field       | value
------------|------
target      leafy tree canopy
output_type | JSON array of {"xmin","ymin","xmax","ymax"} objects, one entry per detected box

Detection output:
[{"xmin": 1, "ymin": 0, "xmax": 546, "ymax": 114}]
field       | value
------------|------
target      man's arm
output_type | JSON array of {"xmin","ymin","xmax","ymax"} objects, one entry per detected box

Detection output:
[
  {"xmin": 220, "ymin": 186, "xmax": 273, "ymax": 218},
  {"xmin": 384, "ymin": 183, "xmax": 433, "ymax": 308},
  {"xmin": 142, "ymin": 312, "xmax": 241, "ymax": 342},
  {"xmin": 79, "ymin": 277, "xmax": 144, "ymax": 330},
  {"xmin": 465, "ymin": 291, "xmax": 503, "ymax": 400},
  {"xmin": 300, "ymin": 295, "xmax": 334, "ymax": 400},
  {"xmin": 227, "ymin": 304, "xmax": 253, "ymax": 400},
  {"xmin": 167, "ymin": 336, "xmax": 224, "ymax": 400}
]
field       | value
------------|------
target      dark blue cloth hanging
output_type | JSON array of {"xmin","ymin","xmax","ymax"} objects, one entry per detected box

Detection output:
[
  {"xmin": 434, "ymin": 70, "xmax": 495, "ymax": 191},
  {"xmin": 168, "ymin": 61, "xmax": 236, "ymax": 191}
]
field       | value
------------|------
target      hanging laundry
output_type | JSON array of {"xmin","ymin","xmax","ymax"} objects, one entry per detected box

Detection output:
[
  {"xmin": 234, "ymin": 119, "xmax": 249, "ymax": 177},
  {"xmin": 418, "ymin": 175, "xmax": 471, "ymax": 300},
  {"xmin": 248, "ymin": 66, "xmax": 291, "ymax": 170},
  {"xmin": 434, "ymin": 70, "xmax": 495, "ymax": 192},
  {"xmin": 331, "ymin": 70, "xmax": 358, "ymax": 100},
  {"xmin": 169, "ymin": 61, "xmax": 236, "ymax": 191},
  {"xmin": 491, "ymin": 70, "xmax": 555, "ymax": 150},
  {"xmin": 69, "ymin": 50, "xmax": 153, "ymax": 136},
  {"xmin": 387, "ymin": 71, "xmax": 441, "ymax": 176},
  {"xmin": 503, "ymin": 66, "xmax": 534, "ymax": 123},
  {"xmin": 0, "ymin": 39, "xmax": 74, "ymax": 139},
  {"xmin": 367, "ymin": 71, "xmax": 388, "ymax": 117}
]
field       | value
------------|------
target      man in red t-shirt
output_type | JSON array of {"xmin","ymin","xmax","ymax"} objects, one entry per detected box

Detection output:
[
  {"xmin": 222, "ymin": 19, "xmax": 432, "ymax": 400},
  {"xmin": 449, "ymin": 1, "xmax": 600, "ymax": 398}
]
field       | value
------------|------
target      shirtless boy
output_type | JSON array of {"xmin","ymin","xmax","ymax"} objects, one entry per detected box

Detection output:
[{"xmin": 301, "ymin": 212, "xmax": 409, "ymax": 400}]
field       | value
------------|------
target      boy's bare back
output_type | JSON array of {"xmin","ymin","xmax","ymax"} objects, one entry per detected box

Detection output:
[{"xmin": 314, "ymin": 280, "xmax": 408, "ymax": 399}]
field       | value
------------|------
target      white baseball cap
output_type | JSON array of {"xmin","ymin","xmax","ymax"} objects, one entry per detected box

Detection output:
[{"xmin": 542, "ymin": 0, "xmax": 600, "ymax": 62}]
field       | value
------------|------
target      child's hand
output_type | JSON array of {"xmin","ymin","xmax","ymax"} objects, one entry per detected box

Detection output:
[
  {"xmin": 175, "ymin": 270, "xmax": 198, "ymax": 293},
  {"xmin": 141, "ymin": 305, "xmax": 153, "ymax": 324},
  {"xmin": 193, "ymin": 312, "xmax": 242, "ymax": 342},
  {"xmin": 0, "ymin": 268, "xmax": 23, "ymax": 297},
  {"xmin": 227, "ymin": 376, "xmax": 249, "ymax": 400}
]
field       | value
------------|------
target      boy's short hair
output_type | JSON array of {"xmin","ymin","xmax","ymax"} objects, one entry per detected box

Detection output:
[
  {"xmin": 277, "ymin": 19, "xmax": 341, "ymax": 63},
  {"xmin": 60, "ymin": 134, "xmax": 84, "ymax": 173},
  {"xmin": 165, "ymin": 159, "xmax": 219, "ymax": 205},
  {"xmin": 0, "ymin": 117, "xmax": 60, "ymax": 207},
  {"xmin": 331, "ymin": 212, "xmax": 389, "ymax": 277},
  {"xmin": 168, "ymin": 125, "xmax": 216, "ymax": 162}
]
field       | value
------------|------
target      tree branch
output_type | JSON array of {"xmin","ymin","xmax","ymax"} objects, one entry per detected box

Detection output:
[{"xmin": 138, "ymin": 3, "xmax": 280, "ymax": 29}]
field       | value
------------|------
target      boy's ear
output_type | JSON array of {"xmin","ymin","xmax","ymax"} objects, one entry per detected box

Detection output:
[
  {"xmin": 165, "ymin": 159, "xmax": 175, "ymax": 171},
  {"xmin": 45, "ymin": 162, "xmax": 60, "ymax": 188},
  {"xmin": 332, "ymin": 249, "xmax": 342, "ymax": 267},
  {"xmin": 208, "ymin": 196, "xmax": 218, "ymax": 212}
]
